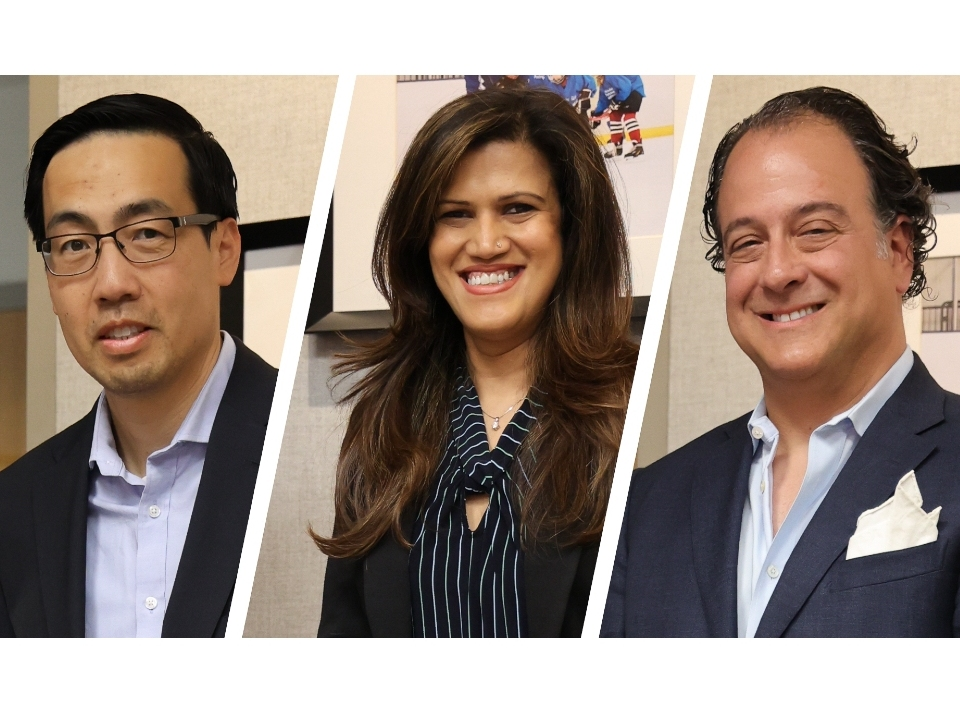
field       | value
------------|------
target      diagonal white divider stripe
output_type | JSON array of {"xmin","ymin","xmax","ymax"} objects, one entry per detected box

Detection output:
[
  {"xmin": 581, "ymin": 75, "xmax": 714, "ymax": 637},
  {"xmin": 225, "ymin": 75, "xmax": 357, "ymax": 638}
]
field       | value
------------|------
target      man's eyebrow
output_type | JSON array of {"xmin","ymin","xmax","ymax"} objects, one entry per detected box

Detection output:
[
  {"xmin": 46, "ymin": 210, "xmax": 94, "ymax": 234},
  {"xmin": 721, "ymin": 202, "xmax": 851, "ymax": 244},
  {"xmin": 114, "ymin": 199, "xmax": 175, "ymax": 224},
  {"xmin": 793, "ymin": 201, "xmax": 850, "ymax": 219},
  {"xmin": 721, "ymin": 215, "xmax": 758, "ymax": 241},
  {"xmin": 45, "ymin": 199, "xmax": 178, "ymax": 235}
]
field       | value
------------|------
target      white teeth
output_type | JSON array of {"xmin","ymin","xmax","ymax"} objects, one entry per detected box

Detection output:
[
  {"xmin": 467, "ymin": 269, "xmax": 517, "ymax": 286},
  {"xmin": 772, "ymin": 306, "xmax": 818, "ymax": 323},
  {"xmin": 105, "ymin": 326, "xmax": 143, "ymax": 339}
]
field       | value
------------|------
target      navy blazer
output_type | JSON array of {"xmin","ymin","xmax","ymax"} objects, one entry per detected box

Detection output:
[
  {"xmin": 602, "ymin": 356, "xmax": 960, "ymax": 637},
  {"xmin": 0, "ymin": 338, "xmax": 277, "ymax": 637},
  {"xmin": 318, "ymin": 510, "xmax": 599, "ymax": 637}
]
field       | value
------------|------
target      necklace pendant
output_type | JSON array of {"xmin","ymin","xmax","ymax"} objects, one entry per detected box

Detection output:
[{"xmin": 492, "ymin": 416, "xmax": 500, "ymax": 430}]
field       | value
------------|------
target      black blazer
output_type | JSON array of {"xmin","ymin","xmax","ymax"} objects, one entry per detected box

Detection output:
[
  {"xmin": 602, "ymin": 355, "xmax": 960, "ymax": 637},
  {"xmin": 318, "ymin": 511, "xmax": 599, "ymax": 637},
  {"xmin": 0, "ymin": 338, "xmax": 277, "ymax": 637}
]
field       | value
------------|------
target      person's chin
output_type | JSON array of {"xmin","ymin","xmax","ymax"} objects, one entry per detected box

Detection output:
[
  {"xmin": 755, "ymin": 349, "xmax": 829, "ymax": 384},
  {"xmin": 97, "ymin": 364, "xmax": 167, "ymax": 396},
  {"xmin": 463, "ymin": 315, "xmax": 539, "ymax": 347},
  {"xmin": 89, "ymin": 348, "xmax": 169, "ymax": 395}
]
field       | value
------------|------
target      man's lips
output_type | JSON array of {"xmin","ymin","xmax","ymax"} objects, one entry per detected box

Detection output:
[
  {"xmin": 759, "ymin": 303, "xmax": 825, "ymax": 323},
  {"xmin": 96, "ymin": 322, "xmax": 152, "ymax": 353},
  {"xmin": 99, "ymin": 323, "xmax": 147, "ymax": 340}
]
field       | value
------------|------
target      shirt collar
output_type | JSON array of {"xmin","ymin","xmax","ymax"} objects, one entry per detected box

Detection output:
[
  {"xmin": 89, "ymin": 332, "xmax": 237, "ymax": 476},
  {"xmin": 747, "ymin": 346, "xmax": 914, "ymax": 450}
]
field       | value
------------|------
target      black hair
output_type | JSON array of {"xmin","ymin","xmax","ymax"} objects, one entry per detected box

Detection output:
[
  {"xmin": 702, "ymin": 86, "xmax": 935, "ymax": 300},
  {"xmin": 25, "ymin": 93, "xmax": 238, "ymax": 242}
]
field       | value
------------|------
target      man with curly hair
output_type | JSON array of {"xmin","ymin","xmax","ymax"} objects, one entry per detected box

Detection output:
[{"xmin": 603, "ymin": 87, "xmax": 960, "ymax": 637}]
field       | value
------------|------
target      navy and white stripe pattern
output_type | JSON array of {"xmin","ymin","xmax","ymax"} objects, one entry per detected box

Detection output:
[{"xmin": 410, "ymin": 371, "xmax": 536, "ymax": 637}]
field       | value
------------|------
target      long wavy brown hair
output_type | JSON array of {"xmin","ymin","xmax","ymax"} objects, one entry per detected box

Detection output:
[{"xmin": 313, "ymin": 88, "xmax": 638, "ymax": 559}]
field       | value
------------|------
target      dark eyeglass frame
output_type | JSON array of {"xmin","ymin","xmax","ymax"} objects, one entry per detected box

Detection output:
[{"xmin": 36, "ymin": 213, "xmax": 221, "ymax": 277}]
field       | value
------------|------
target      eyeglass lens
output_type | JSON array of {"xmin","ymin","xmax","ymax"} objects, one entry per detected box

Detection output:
[{"xmin": 44, "ymin": 218, "xmax": 178, "ymax": 276}]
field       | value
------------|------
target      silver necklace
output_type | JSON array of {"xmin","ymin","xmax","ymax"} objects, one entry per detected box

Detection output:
[{"xmin": 480, "ymin": 395, "xmax": 525, "ymax": 431}]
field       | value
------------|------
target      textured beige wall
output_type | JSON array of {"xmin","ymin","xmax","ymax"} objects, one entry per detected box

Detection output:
[
  {"xmin": 58, "ymin": 76, "xmax": 335, "ymax": 225},
  {"xmin": 44, "ymin": 76, "xmax": 336, "ymax": 432},
  {"xmin": 635, "ymin": 76, "xmax": 694, "ymax": 467},
  {"xmin": 245, "ymin": 333, "xmax": 367, "ymax": 637},
  {"xmin": 667, "ymin": 76, "xmax": 960, "ymax": 453}
]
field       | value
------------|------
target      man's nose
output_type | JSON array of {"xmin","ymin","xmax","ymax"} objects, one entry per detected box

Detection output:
[
  {"xmin": 758, "ymin": 235, "xmax": 807, "ymax": 293},
  {"xmin": 92, "ymin": 238, "xmax": 142, "ymax": 303}
]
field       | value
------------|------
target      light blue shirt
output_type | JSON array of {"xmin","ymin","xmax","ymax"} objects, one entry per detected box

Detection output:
[
  {"xmin": 737, "ymin": 347, "xmax": 913, "ymax": 638},
  {"xmin": 85, "ymin": 332, "xmax": 236, "ymax": 638}
]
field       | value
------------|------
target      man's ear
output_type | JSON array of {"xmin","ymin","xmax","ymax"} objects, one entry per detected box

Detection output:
[
  {"xmin": 886, "ymin": 214, "xmax": 915, "ymax": 296},
  {"xmin": 212, "ymin": 218, "xmax": 242, "ymax": 288}
]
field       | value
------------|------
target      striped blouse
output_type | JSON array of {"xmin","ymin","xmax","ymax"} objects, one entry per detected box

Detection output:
[{"xmin": 409, "ymin": 372, "xmax": 536, "ymax": 637}]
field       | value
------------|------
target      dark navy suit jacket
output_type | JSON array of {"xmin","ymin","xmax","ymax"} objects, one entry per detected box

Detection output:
[
  {"xmin": 602, "ymin": 356, "xmax": 960, "ymax": 637},
  {"xmin": 0, "ymin": 338, "xmax": 277, "ymax": 637}
]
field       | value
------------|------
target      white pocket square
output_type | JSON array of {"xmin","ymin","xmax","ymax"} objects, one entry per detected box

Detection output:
[{"xmin": 846, "ymin": 470, "xmax": 941, "ymax": 560}]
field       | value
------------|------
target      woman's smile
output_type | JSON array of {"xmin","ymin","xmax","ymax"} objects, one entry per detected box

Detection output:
[
  {"xmin": 429, "ymin": 140, "xmax": 562, "ymax": 348},
  {"xmin": 461, "ymin": 264, "xmax": 523, "ymax": 292}
]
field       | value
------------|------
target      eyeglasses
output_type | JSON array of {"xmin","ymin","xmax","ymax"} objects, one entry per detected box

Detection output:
[{"xmin": 36, "ymin": 214, "xmax": 221, "ymax": 277}]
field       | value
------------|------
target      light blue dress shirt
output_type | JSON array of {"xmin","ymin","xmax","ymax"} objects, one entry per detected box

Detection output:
[
  {"xmin": 737, "ymin": 347, "xmax": 914, "ymax": 638},
  {"xmin": 85, "ymin": 332, "xmax": 236, "ymax": 638}
]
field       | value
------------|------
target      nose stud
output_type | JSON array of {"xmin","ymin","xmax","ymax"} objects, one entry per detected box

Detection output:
[{"xmin": 496, "ymin": 241, "xmax": 502, "ymax": 249}]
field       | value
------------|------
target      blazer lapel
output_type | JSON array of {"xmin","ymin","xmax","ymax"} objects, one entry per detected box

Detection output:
[
  {"xmin": 363, "ymin": 513, "xmax": 416, "ymax": 637},
  {"xmin": 162, "ymin": 341, "xmax": 275, "ymax": 637},
  {"xmin": 524, "ymin": 543, "xmax": 582, "ymax": 637},
  {"xmin": 755, "ymin": 360, "xmax": 943, "ymax": 638},
  {"xmin": 31, "ymin": 412, "xmax": 94, "ymax": 638},
  {"xmin": 690, "ymin": 418, "xmax": 753, "ymax": 637}
]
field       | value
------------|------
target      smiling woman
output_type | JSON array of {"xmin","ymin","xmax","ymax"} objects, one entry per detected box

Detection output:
[{"xmin": 312, "ymin": 88, "xmax": 639, "ymax": 638}]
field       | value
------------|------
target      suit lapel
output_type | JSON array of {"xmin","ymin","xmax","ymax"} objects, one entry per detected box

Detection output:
[
  {"xmin": 524, "ymin": 543, "xmax": 581, "ymax": 637},
  {"xmin": 690, "ymin": 418, "xmax": 753, "ymax": 637},
  {"xmin": 755, "ymin": 360, "xmax": 943, "ymax": 638},
  {"xmin": 162, "ymin": 341, "xmax": 275, "ymax": 637},
  {"xmin": 31, "ymin": 412, "xmax": 94, "ymax": 638}
]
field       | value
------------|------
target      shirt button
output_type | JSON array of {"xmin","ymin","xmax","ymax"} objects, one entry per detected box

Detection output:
[
  {"xmin": 145, "ymin": 596, "xmax": 158, "ymax": 610},
  {"xmin": 148, "ymin": 505, "xmax": 161, "ymax": 518},
  {"xmin": 767, "ymin": 565, "xmax": 779, "ymax": 579},
  {"xmin": 752, "ymin": 427, "xmax": 764, "ymax": 440},
  {"xmin": 760, "ymin": 480, "xmax": 766, "ymax": 494}
]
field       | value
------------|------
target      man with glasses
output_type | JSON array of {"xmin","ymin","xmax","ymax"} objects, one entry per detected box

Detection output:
[{"xmin": 0, "ymin": 94, "xmax": 278, "ymax": 637}]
